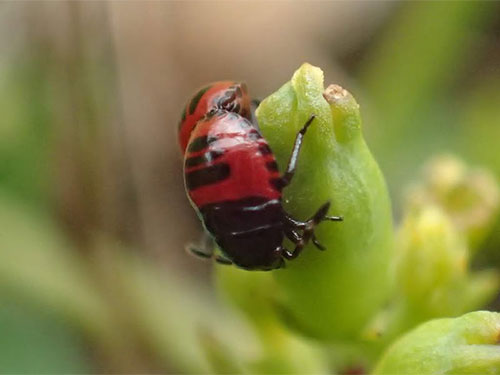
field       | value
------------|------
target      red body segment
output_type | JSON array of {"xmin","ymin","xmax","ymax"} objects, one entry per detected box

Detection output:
[
  {"xmin": 178, "ymin": 81, "xmax": 251, "ymax": 153},
  {"xmin": 184, "ymin": 112, "xmax": 281, "ymax": 208}
]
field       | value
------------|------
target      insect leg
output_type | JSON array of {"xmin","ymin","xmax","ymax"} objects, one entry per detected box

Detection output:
[
  {"xmin": 280, "ymin": 114, "xmax": 316, "ymax": 188},
  {"xmin": 185, "ymin": 242, "xmax": 213, "ymax": 259},
  {"xmin": 310, "ymin": 201, "xmax": 332, "ymax": 224},
  {"xmin": 185, "ymin": 233, "xmax": 233, "ymax": 266},
  {"xmin": 251, "ymin": 98, "xmax": 261, "ymax": 108},
  {"xmin": 325, "ymin": 215, "xmax": 343, "ymax": 221},
  {"xmin": 285, "ymin": 228, "xmax": 301, "ymax": 243},
  {"xmin": 304, "ymin": 201, "xmax": 343, "ymax": 248},
  {"xmin": 185, "ymin": 231, "xmax": 213, "ymax": 257},
  {"xmin": 282, "ymin": 201, "xmax": 343, "ymax": 258},
  {"xmin": 250, "ymin": 99, "xmax": 262, "ymax": 128},
  {"xmin": 281, "ymin": 241, "xmax": 305, "ymax": 260},
  {"xmin": 214, "ymin": 255, "xmax": 233, "ymax": 265},
  {"xmin": 311, "ymin": 233, "xmax": 326, "ymax": 251},
  {"xmin": 283, "ymin": 214, "xmax": 307, "ymax": 229}
]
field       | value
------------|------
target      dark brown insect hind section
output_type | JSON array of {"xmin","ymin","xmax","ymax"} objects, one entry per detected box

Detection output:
[
  {"xmin": 199, "ymin": 197, "xmax": 286, "ymax": 270},
  {"xmin": 188, "ymin": 115, "xmax": 342, "ymax": 270}
]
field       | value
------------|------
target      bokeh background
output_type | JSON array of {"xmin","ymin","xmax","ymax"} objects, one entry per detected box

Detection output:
[{"xmin": 0, "ymin": 1, "xmax": 499, "ymax": 373}]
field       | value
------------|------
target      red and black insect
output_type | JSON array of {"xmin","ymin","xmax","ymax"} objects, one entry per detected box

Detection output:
[{"xmin": 179, "ymin": 81, "xmax": 342, "ymax": 270}]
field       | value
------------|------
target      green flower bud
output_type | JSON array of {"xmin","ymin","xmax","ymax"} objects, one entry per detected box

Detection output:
[
  {"xmin": 367, "ymin": 207, "xmax": 499, "ymax": 345},
  {"xmin": 395, "ymin": 206, "xmax": 467, "ymax": 315},
  {"xmin": 406, "ymin": 154, "xmax": 500, "ymax": 252},
  {"xmin": 255, "ymin": 63, "xmax": 394, "ymax": 340},
  {"xmin": 373, "ymin": 311, "xmax": 500, "ymax": 375}
]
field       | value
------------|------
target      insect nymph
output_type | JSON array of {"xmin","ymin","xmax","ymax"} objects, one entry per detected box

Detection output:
[{"xmin": 179, "ymin": 81, "xmax": 342, "ymax": 270}]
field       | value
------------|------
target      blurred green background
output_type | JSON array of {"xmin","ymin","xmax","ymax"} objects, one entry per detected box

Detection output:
[{"xmin": 0, "ymin": 1, "xmax": 499, "ymax": 373}]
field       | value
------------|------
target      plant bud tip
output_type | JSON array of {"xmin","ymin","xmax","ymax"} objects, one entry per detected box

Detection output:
[{"xmin": 323, "ymin": 84, "xmax": 360, "ymax": 110}]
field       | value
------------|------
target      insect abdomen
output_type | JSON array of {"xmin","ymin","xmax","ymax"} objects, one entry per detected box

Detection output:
[
  {"xmin": 184, "ymin": 111, "xmax": 282, "ymax": 209},
  {"xmin": 199, "ymin": 197, "xmax": 284, "ymax": 269}
]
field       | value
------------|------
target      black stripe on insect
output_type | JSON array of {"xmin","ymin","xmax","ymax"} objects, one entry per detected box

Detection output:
[
  {"xmin": 185, "ymin": 150, "xmax": 225, "ymax": 168},
  {"xmin": 185, "ymin": 163, "xmax": 230, "ymax": 190},
  {"xmin": 266, "ymin": 161, "xmax": 279, "ymax": 172},
  {"xmin": 189, "ymin": 86, "xmax": 210, "ymax": 115},
  {"xmin": 187, "ymin": 135, "xmax": 217, "ymax": 153}
]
